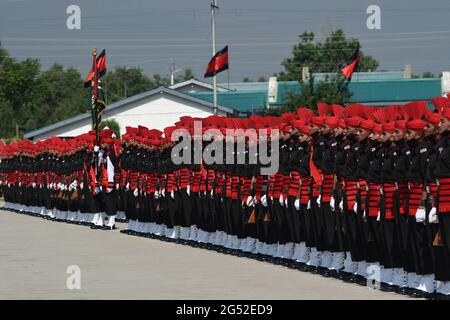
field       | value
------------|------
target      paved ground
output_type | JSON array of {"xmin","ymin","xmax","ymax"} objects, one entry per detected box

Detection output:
[{"xmin": 0, "ymin": 208, "xmax": 412, "ymax": 300}]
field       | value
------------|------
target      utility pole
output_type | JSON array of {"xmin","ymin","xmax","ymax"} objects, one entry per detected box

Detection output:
[
  {"xmin": 211, "ymin": 0, "xmax": 218, "ymax": 115},
  {"xmin": 169, "ymin": 59, "xmax": 181, "ymax": 86}
]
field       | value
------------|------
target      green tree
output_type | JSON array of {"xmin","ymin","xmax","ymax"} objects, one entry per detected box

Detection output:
[
  {"xmin": 99, "ymin": 118, "xmax": 121, "ymax": 138},
  {"xmin": 0, "ymin": 56, "xmax": 44, "ymax": 137},
  {"xmin": 175, "ymin": 68, "xmax": 195, "ymax": 83},
  {"xmin": 0, "ymin": 41, "xmax": 8, "ymax": 65},
  {"xmin": 105, "ymin": 66, "xmax": 154, "ymax": 104},
  {"xmin": 270, "ymin": 29, "xmax": 377, "ymax": 114},
  {"xmin": 33, "ymin": 64, "xmax": 88, "ymax": 130},
  {"xmin": 278, "ymin": 29, "xmax": 379, "ymax": 81}
]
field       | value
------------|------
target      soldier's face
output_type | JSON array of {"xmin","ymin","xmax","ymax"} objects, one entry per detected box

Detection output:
[
  {"xmin": 310, "ymin": 124, "xmax": 319, "ymax": 135},
  {"xmin": 380, "ymin": 131, "xmax": 392, "ymax": 142},
  {"xmin": 423, "ymin": 123, "xmax": 436, "ymax": 137},
  {"xmin": 357, "ymin": 128, "xmax": 370, "ymax": 141},
  {"xmin": 347, "ymin": 127, "xmax": 356, "ymax": 135},
  {"xmin": 406, "ymin": 130, "xmax": 420, "ymax": 141},
  {"xmin": 440, "ymin": 118, "xmax": 450, "ymax": 133},
  {"xmin": 321, "ymin": 125, "xmax": 331, "ymax": 134},
  {"xmin": 393, "ymin": 129, "xmax": 404, "ymax": 141}
]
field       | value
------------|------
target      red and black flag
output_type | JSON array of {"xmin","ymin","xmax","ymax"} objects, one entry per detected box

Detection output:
[
  {"xmin": 340, "ymin": 44, "xmax": 359, "ymax": 80},
  {"xmin": 204, "ymin": 45, "xmax": 229, "ymax": 78},
  {"xmin": 84, "ymin": 49, "xmax": 107, "ymax": 88}
]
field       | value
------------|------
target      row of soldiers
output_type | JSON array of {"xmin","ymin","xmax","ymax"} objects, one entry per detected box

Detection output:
[{"xmin": 1, "ymin": 97, "xmax": 449, "ymax": 299}]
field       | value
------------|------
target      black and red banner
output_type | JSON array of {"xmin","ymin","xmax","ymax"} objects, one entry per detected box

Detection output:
[
  {"xmin": 204, "ymin": 45, "xmax": 229, "ymax": 78},
  {"xmin": 84, "ymin": 49, "xmax": 107, "ymax": 88},
  {"xmin": 340, "ymin": 45, "xmax": 359, "ymax": 80}
]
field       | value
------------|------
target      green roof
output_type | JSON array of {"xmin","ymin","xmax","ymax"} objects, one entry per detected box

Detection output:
[
  {"xmin": 349, "ymin": 78, "xmax": 442, "ymax": 104},
  {"xmin": 189, "ymin": 91, "xmax": 268, "ymax": 113},
  {"xmin": 190, "ymin": 77, "xmax": 442, "ymax": 113}
]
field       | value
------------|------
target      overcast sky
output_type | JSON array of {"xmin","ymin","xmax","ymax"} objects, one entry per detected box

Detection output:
[{"xmin": 1, "ymin": 0, "xmax": 450, "ymax": 82}]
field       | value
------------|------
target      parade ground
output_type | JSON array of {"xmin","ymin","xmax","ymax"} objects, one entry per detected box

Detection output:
[{"xmin": 0, "ymin": 207, "xmax": 412, "ymax": 300}]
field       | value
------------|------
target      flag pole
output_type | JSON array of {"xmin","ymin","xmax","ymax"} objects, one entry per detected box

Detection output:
[
  {"xmin": 211, "ymin": 0, "xmax": 218, "ymax": 115},
  {"xmin": 93, "ymin": 48, "xmax": 100, "ymax": 147}
]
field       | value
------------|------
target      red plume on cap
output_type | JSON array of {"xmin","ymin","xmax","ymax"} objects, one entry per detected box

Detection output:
[
  {"xmin": 338, "ymin": 119, "xmax": 347, "ymax": 129},
  {"xmin": 382, "ymin": 122, "xmax": 395, "ymax": 133},
  {"xmin": 384, "ymin": 106, "xmax": 399, "ymax": 122},
  {"xmin": 425, "ymin": 110, "xmax": 442, "ymax": 126},
  {"xmin": 163, "ymin": 126, "xmax": 178, "ymax": 140},
  {"xmin": 331, "ymin": 104, "xmax": 345, "ymax": 118},
  {"xmin": 372, "ymin": 108, "xmax": 387, "ymax": 124},
  {"xmin": 292, "ymin": 119, "xmax": 307, "ymax": 129},
  {"xmin": 296, "ymin": 107, "xmax": 314, "ymax": 121},
  {"xmin": 405, "ymin": 101, "xmax": 428, "ymax": 120},
  {"xmin": 395, "ymin": 120, "xmax": 407, "ymax": 130},
  {"xmin": 148, "ymin": 129, "xmax": 163, "ymax": 138},
  {"xmin": 325, "ymin": 116, "xmax": 339, "ymax": 128},
  {"xmin": 281, "ymin": 113, "xmax": 297, "ymax": 126},
  {"xmin": 443, "ymin": 107, "xmax": 450, "ymax": 120},
  {"xmin": 431, "ymin": 96, "xmax": 450, "ymax": 113},
  {"xmin": 345, "ymin": 116, "xmax": 362, "ymax": 127},
  {"xmin": 137, "ymin": 125, "xmax": 149, "ymax": 137},
  {"xmin": 359, "ymin": 105, "xmax": 377, "ymax": 120},
  {"xmin": 317, "ymin": 102, "xmax": 332, "ymax": 116},
  {"xmin": 406, "ymin": 119, "xmax": 426, "ymax": 131},
  {"xmin": 310, "ymin": 116, "xmax": 325, "ymax": 126},
  {"xmin": 345, "ymin": 103, "xmax": 365, "ymax": 118},
  {"xmin": 398, "ymin": 105, "xmax": 409, "ymax": 120},
  {"xmin": 359, "ymin": 119, "xmax": 374, "ymax": 131},
  {"xmin": 373, "ymin": 123, "xmax": 382, "ymax": 134}
]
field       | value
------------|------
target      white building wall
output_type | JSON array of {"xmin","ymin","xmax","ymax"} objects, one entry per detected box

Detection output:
[{"xmin": 31, "ymin": 92, "xmax": 227, "ymax": 140}]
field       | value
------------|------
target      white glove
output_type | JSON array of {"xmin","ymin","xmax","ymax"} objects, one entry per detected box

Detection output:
[
  {"xmin": 307, "ymin": 200, "xmax": 311, "ymax": 210},
  {"xmin": 294, "ymin": 198, "xmax": 300, "ymax": 211},
  {"xmin": 246, "ymin": 196, "xmax": 254, "ymax": 206},
  {"xmin": 57, "ymin": 183, "xmax": 61, "ymax": 190},
  {"xmin": 93, "ymin": 146, "xmax": 99, "ymax": 152},
  {"xmin": 260, "ymin": 195, "xmax": 268, "ymax": 207},
  {"xmin": 285, "ymin": 197, "xmax": 288, "ymax": 208},
  {"xmin": 154, "ymin": 191, "xmax": 160, "ymax": 199},
  {"xmin": 316, "ymin": 195, "xmax": 321, "ymax": 208},
  {"xmin": 106, "ymin": 187, "xmax": 113, "ymax": 193},
  {"xmin": 415, "ymin": 208, "xmax": 426, "ymax": 223},
  {"xmin": 116, "ymin": 183, "xmax": 120, "ymax": 190},
  {"xmin": 376, "ymin": 211, "xmax": 381, "ymax": 221},
  {"xmin": 330, "ymin": 197, "xmax": 335, "ymax": 211},
  {"xmin": 353, "ymin": 202, "xmax": 358, "ymax": 214},
  {"xmin": 210, "ymin": 189, "xmax": 214, "ymax": 198},
  {"xmin": 32, "ymin": 182, "xmax": 36, "ymax": 189},
  {"xmin": 187, "ymin": 186, "xmax": 190, "ymax": 196},
  {"xmin": 126, "ymin": 183, "xmax": 130, "ymax": 191},
  {"xmin": 339, "ymin": 200, "xmax": 344, "ymax": 212},
  {"xmin": 133, "ymin": 188, "xmax": 139, "ymax": 197},
  {"xmin": 18, "ymin": 182, "xmax": 22, "ymax": 187},
  {"xmin": 161, "ymin": 189, "xmax": 166, "ymax": 197},
  {"xmin": 80, "ymin": 182, "xmax": 84, "ymax": 190},
  {"xmin": 428, "ymin": 207, "xmax": 438, "ymax": 224},
  {"xmin": 279, "ymin": 194, "xmax": 284, "ymax": 206},
  {"xmin": 171, "ymin": 190, "xmax": 175, "ymax": 199}
]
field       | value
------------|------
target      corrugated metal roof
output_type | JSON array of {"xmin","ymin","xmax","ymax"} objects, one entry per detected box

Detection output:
[
  {"xmin": 195, "ymin": 78, "xmax": 442, "ymax": 112},
  {"xmin": 24, "ymin": 86, "xmax": 234, "ymax": 139},
  {"xmin": 189, "ymin": 91, "xmax": 268, "ymax": 113}
]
